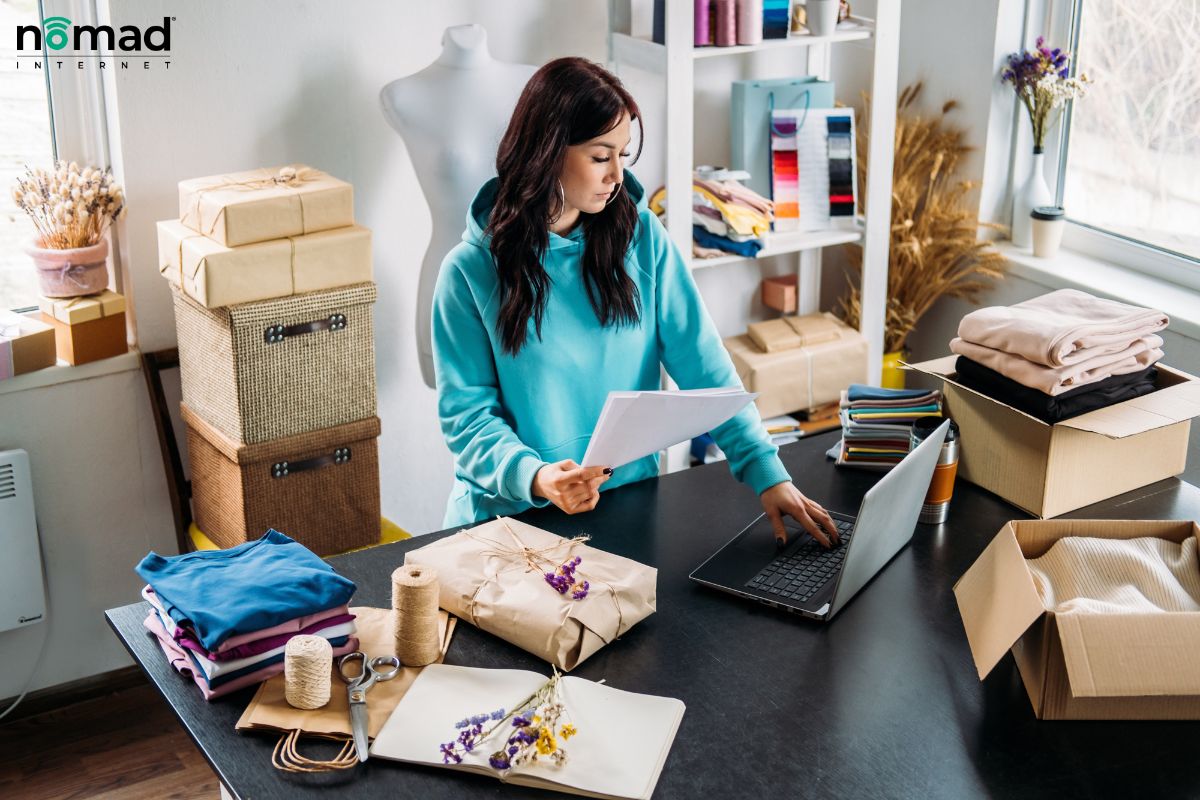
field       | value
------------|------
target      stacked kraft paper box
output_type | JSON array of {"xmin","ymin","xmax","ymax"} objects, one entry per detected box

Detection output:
[{"xmin": 157, "ymin": 165, "xmax": 380, "ymax": 556}]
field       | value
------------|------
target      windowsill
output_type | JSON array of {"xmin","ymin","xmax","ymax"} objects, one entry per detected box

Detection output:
[
  {"xmin": 0, "ymin": 348, "xmax": 141, "ymax": 397},
  {"xmin": 995, "ymin": 241, "xmax": 1200, "ymax": 343}
]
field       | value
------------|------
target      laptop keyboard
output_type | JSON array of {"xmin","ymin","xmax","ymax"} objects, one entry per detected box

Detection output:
[{"xmin": 744, "ymin": 519, "xmax": 855, "ymax": 604}]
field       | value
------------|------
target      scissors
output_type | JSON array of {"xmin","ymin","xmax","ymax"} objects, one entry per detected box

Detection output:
[{"xmin": 338, "ymin": 651, "xmax": 401, "ymax": 762}]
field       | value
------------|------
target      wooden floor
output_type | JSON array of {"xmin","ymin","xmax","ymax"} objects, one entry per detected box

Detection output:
[{"xmin": 0, "ymin": 682, "xmax": 219, "ymax": 800}]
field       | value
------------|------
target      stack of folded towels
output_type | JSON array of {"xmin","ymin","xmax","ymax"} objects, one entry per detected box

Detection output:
[
  {"xmin": 836, "ymin": 384, "xmax": 943, "ymax": 469},
  {"xmin": 950, "ymin": 289, "xmax": 1167, "ymax": 423},
  {"xmin": 134, "ymin": 529, "xmax": 359, "ymax": 701},
  {"xmin": 649, "ymin": 169, "xmax": 774, "ymax": 259}
]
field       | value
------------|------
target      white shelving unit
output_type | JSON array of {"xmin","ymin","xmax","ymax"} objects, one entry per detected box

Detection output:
[{"xmin": 606, "ymin": 0, "xmax": 900, "ymax": 388}]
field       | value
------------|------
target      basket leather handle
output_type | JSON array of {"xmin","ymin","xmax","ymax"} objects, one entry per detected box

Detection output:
[
  {"xmin": 271, "ymin": 447, "xmax": 352, "ymax": 479},
  {"xmin": 263, "ymin": 313, "xmax": 347, "ymax": 344}
]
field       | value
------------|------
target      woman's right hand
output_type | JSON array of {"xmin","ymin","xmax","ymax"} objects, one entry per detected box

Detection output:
[{"xmin": 532, "ymin": 460, "xmax": 612, "ymax": 514}]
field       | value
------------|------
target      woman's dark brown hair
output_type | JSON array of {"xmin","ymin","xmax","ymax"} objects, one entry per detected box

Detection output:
[{"xmin": 488, "ymin": 57, "xmax": 644, "ymax": 355}]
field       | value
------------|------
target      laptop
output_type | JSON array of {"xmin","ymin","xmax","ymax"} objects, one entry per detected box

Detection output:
[{"xmin": 690, "ymin": 419, "xmax": 950, "ymax": 621}]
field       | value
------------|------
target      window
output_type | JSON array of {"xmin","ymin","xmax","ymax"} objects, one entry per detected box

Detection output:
[
  {"xmin": 1, "ymin": 0, "xmax": 57, "ymax": 311},
  {"xmin": 1055, "ymin": 0, "xmax": 1200, "ymax": 268}
]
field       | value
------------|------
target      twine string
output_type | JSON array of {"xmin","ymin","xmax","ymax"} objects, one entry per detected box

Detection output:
[
  {"xmin": 283, "ymin": 635, "xmax": 333, "ymax": 710},
  {"xmin": 181, "ymin": 165, "xmax": 321, "ymax": 239},
  {"xmin": 459, "ymin": 519, "xmax": 626, "ymax": 642}
]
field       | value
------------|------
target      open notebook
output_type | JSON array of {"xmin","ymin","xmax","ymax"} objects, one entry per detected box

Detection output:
[{"xmin": 370, "ymin": 664, "xmax": 686, "ymax": 800}]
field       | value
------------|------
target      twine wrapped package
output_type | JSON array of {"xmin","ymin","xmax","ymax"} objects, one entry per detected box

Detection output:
[
  {"xmin": 157, "ymin": 219, "xmax": 372, "ymax": 309},
  {"xmin": 725, "ymin": 312, "xmax": 868, "ymax": 418},
  {"xmin": 404, "ymin": 517, "xmax": 658, "ymax": 671},
  {"xmin": 181, "ymin": 403, "xmax": 380, "ymax": 555},
  {"xmin": 172, "ymin": 282, "xmax": 377, "ymax": 444},
  {"xmin": 0, "ymin": 311, "xmax": 56, "ymax": 379},
  {"xmin": 179, "ymin": 165, "xmax": 354, "ymax": 248}
]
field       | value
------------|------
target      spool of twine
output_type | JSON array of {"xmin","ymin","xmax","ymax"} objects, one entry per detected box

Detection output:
[
  {"xmin": 284, "ymin": 635, "xmax": 333, "ymax": 710},
  {"xmin": 392, "ymin": 564, "xmax": 440, "ymax": 666}
]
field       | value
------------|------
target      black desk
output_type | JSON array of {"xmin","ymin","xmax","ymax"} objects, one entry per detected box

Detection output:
[{"xmin": 107, "ymin": 432, "xmax": 1200, "ymax": 799}]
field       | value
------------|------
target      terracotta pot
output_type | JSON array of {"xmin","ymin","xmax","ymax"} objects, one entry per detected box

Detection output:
[{"xmin": 27, "ymin": 236, "xmax": 109, "ymax": 298}]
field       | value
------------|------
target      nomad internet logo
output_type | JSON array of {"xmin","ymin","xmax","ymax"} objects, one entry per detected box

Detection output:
[{"xmin": 14, "ymin": 15, "xmax": 174, "ymax": 70}]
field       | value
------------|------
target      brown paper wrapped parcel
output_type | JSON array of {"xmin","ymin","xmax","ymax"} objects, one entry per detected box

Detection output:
[
  {"xmin": 157, "ymin": 219, "xmax": 372, "ymax": 309},
  {"xmin": 178, "ymin": 164, "xmax": 354, "ymax": 247},
  {"xmin": 404, "ymin": 517, "xmax": 657, "ymax": 671}
]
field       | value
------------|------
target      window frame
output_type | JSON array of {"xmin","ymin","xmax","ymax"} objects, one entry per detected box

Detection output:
[
  {"xmin": 16, "ymin": 0, "xmax": 127, "ymax": 304},
  {"xmin": 1037, "ymin": 0, "xmax": 1200, "ymax": 292}
]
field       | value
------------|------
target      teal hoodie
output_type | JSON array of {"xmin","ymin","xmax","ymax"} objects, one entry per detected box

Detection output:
[{"xmin": 431, "ymin": 170, "xmax": 791, "ymax": 527}]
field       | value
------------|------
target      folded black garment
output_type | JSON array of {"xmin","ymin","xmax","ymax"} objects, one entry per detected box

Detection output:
[{"xmin": 953, "ymin": 356, "xmax": 1159, "ymax": 424}]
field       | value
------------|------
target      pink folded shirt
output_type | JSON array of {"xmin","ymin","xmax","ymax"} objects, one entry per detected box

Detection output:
[
  {"xmin": 142, "ymin": 611, "xmax": 359, "ymax": 701},
  {"xmin": 957, "ymin": 289, "xmax": 1168, "ymax": 368},
  {"xmin": 950, "ymin": 335, "xmax": 1163, "ymax": 396},
  {"xmin": 142, "ymin": 585, "xmax": 350, "ymax": 658}
]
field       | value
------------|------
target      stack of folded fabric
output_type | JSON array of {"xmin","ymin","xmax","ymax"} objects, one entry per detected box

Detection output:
[
  {"xmin": 950, "ymin": 289, "xmax": 1167, "ymax": 422},
  {"xmin": 134, "ymin": 530, "xmax": 359, "ymax": 701},
  {"xmin": 836, "ymin": 384, "xmax": 942, "ymax": 469},
  {"xmin": 649, "ymin": 168, "xmax": 774, "ymax": 258}
]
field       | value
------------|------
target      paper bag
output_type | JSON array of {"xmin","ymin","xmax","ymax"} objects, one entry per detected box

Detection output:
[
  {"xmin": 405, "ymin": 517, "xmax": 658, "ymax": 671},
  {"xmin": 179, "ymin": 164, "xmax": 354, "ymax": 248},
  {"xmin": 236, "ymin": 606, "xmax": 455, "ymax": 739}
]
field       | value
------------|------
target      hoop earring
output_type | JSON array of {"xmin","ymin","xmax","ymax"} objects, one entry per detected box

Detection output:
[
  {"xmin": 604, "ymin": 183, "xmax": 624, "ymax": 206},
  {"xmin": 548, "ymin": 180, "xmax": 566, "ymax": 225}
]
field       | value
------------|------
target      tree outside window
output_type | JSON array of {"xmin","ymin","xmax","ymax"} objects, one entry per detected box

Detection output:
[{"xmin": 1061, "ymin": 0, "xmax": 1200, "ymax": 261}]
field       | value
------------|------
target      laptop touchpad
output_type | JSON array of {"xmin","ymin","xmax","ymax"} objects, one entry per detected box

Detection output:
[{"xmin": 733, "ymin": 518, "xmax": 808, "ymax": 556}]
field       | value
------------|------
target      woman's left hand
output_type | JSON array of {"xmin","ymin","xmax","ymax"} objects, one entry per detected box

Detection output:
[{"xmin": 760, "ymin": 481, "xmax": 839, "ymax": 548}]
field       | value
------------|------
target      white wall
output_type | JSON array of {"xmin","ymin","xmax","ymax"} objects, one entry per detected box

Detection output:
[{"xmin": 0, "ymin": 362, "xmax": 178, "ymax": 698}]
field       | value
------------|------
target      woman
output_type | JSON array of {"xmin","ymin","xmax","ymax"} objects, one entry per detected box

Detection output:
[{"xmin": 431, "ymin": 57, "xmax": 837, "ymax": 547}]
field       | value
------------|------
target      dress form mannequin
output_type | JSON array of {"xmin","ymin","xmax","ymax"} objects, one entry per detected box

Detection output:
[{"xmin": 380, "ymin": 24, "xmax": 536, "ymax": 388}]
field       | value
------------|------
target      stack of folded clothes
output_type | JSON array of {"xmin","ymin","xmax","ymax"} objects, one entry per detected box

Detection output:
[
  {"xmin": 649, "ymin": 168, "xmax": 774, "ymax": 259},
  {"xmin": 835, "ymin": 384, "xmax": 942, "ymax": 469},
  {"xmin": 950, "ymin": 289, "xmax": 1168, "ymax": 422},
  {"xmin": 134, "ymin": 529, "xmax": 359, "ymax": 701}
]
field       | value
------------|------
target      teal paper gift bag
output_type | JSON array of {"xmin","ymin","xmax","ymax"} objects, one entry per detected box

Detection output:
[{"xmin": 731, "ymin": 76, "xmax": 834, "ymax": 197}]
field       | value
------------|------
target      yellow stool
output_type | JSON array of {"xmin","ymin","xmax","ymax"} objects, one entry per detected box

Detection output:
[{"xmin": 188, "ymin": 517, "xmax": 411, "ymax": 553}]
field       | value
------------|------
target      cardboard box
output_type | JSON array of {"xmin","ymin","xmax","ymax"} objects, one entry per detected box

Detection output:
[
  {"xmin": 178, "ymin": 164, "xmax": 354, "ymax": 248},
  {"xmin": 157, "ymin": 219, "xmax": 373, "ymax": 309},
  {"xmin": 37, "ymin": 291, "xmax": 127, "ymax": 365},
  {"xmin": 0, "ymin": 311, "xmax": 57, "ymax": 378},
  {"xmin": 955, "ymin": 518, "xmax": 1200, "ymax": 720},
  {"xmin": 761, "ymin": 275, "xmax": 798, "ymax": 313},
  {"xmin": 909, "ymin": 356, "xmax": 1200, "ymax": 518},
  {"xmin": 725, "ymin": 313, "xmax": 868, "ymax": 418}
]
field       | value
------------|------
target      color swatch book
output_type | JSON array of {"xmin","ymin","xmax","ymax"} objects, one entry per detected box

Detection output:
[{"xmin": 370, "ymin": 664, "xmax": 685, "ymax": 800}]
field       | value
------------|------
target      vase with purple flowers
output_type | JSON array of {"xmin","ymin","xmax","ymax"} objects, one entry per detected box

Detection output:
[{"xmin": 1001, "ymin": 36, "xmax": 1091, "ymax": 247}]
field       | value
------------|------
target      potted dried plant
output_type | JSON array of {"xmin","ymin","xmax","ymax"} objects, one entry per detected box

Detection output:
[
  {"xmin": 12, "ymin": 161, "xmax": 126, "ymax": 298},
  {"xmin": 838, "ymin": 83, "xmax": 1007, "ymax": 387}
]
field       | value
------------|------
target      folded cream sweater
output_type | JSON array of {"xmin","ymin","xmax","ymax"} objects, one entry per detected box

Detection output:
[{"xmin": 1027, "ymin": 536, "xmax": 1200, "ymax": 615}]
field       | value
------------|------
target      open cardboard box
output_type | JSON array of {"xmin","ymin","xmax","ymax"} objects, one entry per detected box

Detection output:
[
  {"xmin": 907, "ymin": 356, "xmax": 1200, "ymax": 518},
  {"xmin": 955, "ymin": 519, "xmax": 1200, "ymax": 720}
]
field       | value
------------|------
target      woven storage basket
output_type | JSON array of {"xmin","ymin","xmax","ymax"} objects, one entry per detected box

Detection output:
[
  {"xmin": 173, "ymin": 282, "xmax": 377, "ymax": 444},
  {"xmin": 182, "ymin": 402, "xmax": 380, "ymax": 555}
]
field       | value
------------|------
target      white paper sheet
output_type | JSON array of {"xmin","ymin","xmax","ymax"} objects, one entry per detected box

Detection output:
[{"xmin": 580, "ymin": 388, "xmax": 756, "ymax": 468}]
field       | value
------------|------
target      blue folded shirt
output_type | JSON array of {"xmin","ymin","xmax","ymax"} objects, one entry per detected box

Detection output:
[
  {"xmin": 846, "ymin": 384, "xmax": 934, "ymax": 402},
  {"xmin": 135, "ymin": 529, "xmax": 356, "ymax": 650}
]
